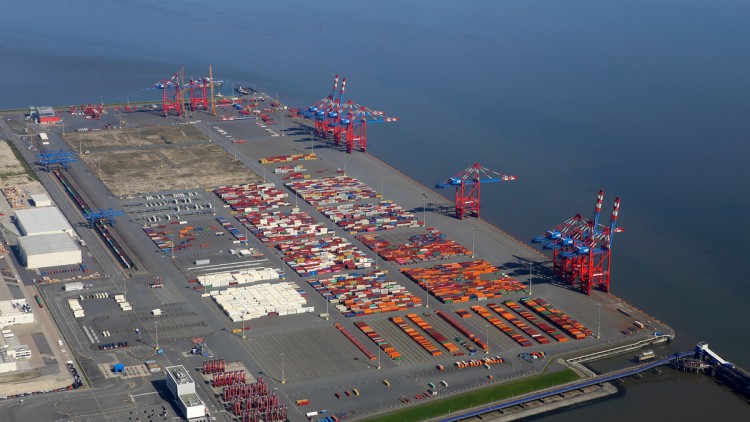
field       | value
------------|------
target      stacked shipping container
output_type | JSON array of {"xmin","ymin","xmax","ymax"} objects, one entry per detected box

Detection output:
[
  {"xmin": 406, "ymin": 313, "xmax": 463, "ymax": 355},
  {"xmin": 259, "ymin": 153, "xmax": 317, "ymax": 164},
  {"xmin": 401, "ymin": 260, "xmax": 526, "ymax": 304},
  {"xmin": 504, "ymin": 300, "xmax": 569, "ymax": 342},
  {"xmin": 276, "ymin": 236, "xmax": 373, "ymax": 277},
  {"xmin": 354, "ymin": 321, "xmax": 402, "ymax": 360},
  {"xmin": 391, "ymin": 316, "xmax": 442, "ymax": 356},
  {"xmin": 520, "ymin": 298, "xmax": 591, "ymax": 339},
  {"xmin": 286, "ymin": 176, "xmax": 380, "ymax": 206},
  {"xmin": 214, "ymin": 183, "xmax": 290, "ymax": 213},
  {"xmin": 210, "ymin": 282, "xmax": 313, "ymax": 322},
  {"xmin": 320, "ymin": 201, "xmax": 420, "ymax": 234},
  {"xmin": 487, "ymin": 303, "xmax": 549, "ymax": 345},
  {"xmin": 471, "ymin": 305, "xmax": 533, "ymax": 347},
  {"xmin": 307, "ymin": 271, "xmax": 421, "ymax": 317},
  {"xmin": 435, "ymin": 310, "xmax": 488, "ymax": 351},
  {"xmin": 334, "ymin": 323, "xmax": 377, "ymax": 360},
  {"xmin": 235, "ymin": 209, "xmax": 328, "ymax": 243},
  {"xmin": 197, "ymin": 267, "xmax": 284, "ymax": 288},
  {"xmin": 356, "ymin": 231, "xmax": 470, "ymax": 265}
]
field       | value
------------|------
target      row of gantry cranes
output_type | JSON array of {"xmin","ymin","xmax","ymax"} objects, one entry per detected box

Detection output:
[
  {"xmin": 434, "ymin": 165, "xmax": 621, "ymax": 296},
  {"xmin": 144, "ymin": 70, "xmax": 622, "ymax": 297},
  {"xmin": 299, "ymin": 75, "xmax": 623, "ymax": 297}
]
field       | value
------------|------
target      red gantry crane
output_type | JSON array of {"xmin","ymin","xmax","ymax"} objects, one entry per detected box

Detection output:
[
  {"xmin": 436, "ymin": 163, "xmax": 518, "ymax": 219},
  {"xmin": 185, "ymin": 78, "xmax": 211, "ymax": 111},
  {"xmin": 532, "ymin": 190, "xmax": 623, "ymax": 295},
  {"xmin": 302, "ymin": 75, "xmax": 398, "ymax": 153},
  {"xmin": 144, "ymin": 72, "xmax": 182, "ymax": 117}
]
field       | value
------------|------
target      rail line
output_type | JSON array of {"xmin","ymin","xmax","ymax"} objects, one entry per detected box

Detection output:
[{"xmin": 52, "ymin": 169, "xmax": 134, "ymax": 270}]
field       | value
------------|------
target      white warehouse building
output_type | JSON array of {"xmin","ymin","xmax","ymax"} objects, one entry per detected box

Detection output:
[
  {"xmin": 0, "ymin": 299, "xmax": 35, "ymax": 328},
  {"xmin": 18, "ymin": 233, "xmax": 81, "ymax": 269},
  {"xmin": 14, "ymin": 207, "xmax": 75, "ymax": 237},
  {"xmin": 166, "ymin": 365, "xmax": 205, "ymax": 420}
]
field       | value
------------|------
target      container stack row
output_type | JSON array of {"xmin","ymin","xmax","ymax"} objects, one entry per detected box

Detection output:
[
  {"xmin": 435, "ymin": 310, "xmax": 488, "ymax": 351},
  {"xmin": 504, "ymin": 300, "xmax": 569, "ymax": 342},
  {"xmin": 274, "ymin": 165, "xmax": 307, "ymax": 174},
  {"xmin": 216, "ymin": 216, "xmax": 248, "ymax": 244},
  {"xmin": 471, "ymin": 305, "xmax": 533, "ymax": 348},
  {"xmin": 235, "ymin": 209, "xmax": 328, "ymax": 243},
  {"xmin": 520, "ymin": 298, "xmax": 590, "ymax": 339},
  {"xmin": 275, "ymin": 165, "xmax": 310, "ymax": 181},
  {"xmin": 211, "ymin": 282, "xmax": 313, "ymax": 322},
  {"xmin": 334, "ymin": 323, "xmax": 377, "ymax": 361},
  {"xmin": 276, "ymin": 236, "xmax": 373, "ymax": 277},
  {"xmin": 307, "ymin": 271, "xmax": 421, "ymax": 317},
  {"xmin": 319, "ymin": 201, "xmax": 420, "ymax": 234},
  {"xmin": 259, "ymin": 152, "xmax": 317, "ymax": 164},
  {"xmin": 354, "ymin": 321, "xmax": 402, "ymax": 360},
  {"xmin": 356, "ymin": 231, "xmax": 470, "ymax": 265},
  {"xmin": 68, "ymin": 298, "xmax": 84, "ymax": 318},
  {"xmin": 401, "ymin": 260, "xmax": 527, "ymax": 304},
  {"xmin": 286, "ymin": 176, "xmax": 380, "ymax": 206},
  {"xmin": 143, "ymin": 227, "xmax": 174, "ymax": 252},
  {"xmin": 487, "ymin": 303, "xmax": 549, "ymax": 345},
  {"xmin": 406, "ymin": 313, "xmax": 463, "ymax": 356},
  {"xmin": 214, "ymin": 183, "xmax": 290, "ymax": 213},
  {"xmin": 391, "ymin": 316, "xmax": 442, "ymax": 356},
  {"xmin": 197, "ymin": 267, "xmax": 284, "ymax": 288},
  {"xmin": 115, "ymin": 294, "xmax": 132, "ymax": 312}
]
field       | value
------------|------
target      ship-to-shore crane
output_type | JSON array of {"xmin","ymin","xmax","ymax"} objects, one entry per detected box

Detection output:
[{"xmin": 436, "ymin": 163, "xmax": 517, "ymax": 219}]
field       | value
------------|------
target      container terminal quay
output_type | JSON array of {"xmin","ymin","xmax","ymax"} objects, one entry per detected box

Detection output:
[{"xmin": 0, "ymin": 72, "xmax": 745, "ymax": 422}]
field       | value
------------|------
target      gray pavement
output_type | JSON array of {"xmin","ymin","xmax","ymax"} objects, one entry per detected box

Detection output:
[{"xmin": 0, "ymin": 102, "xmax": 674, "ymax": 422}]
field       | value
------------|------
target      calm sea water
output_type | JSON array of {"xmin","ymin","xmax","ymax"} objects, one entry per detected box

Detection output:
[{"xmin": 3, "ymin": 0, "xmax": 749, "ymax": 419}]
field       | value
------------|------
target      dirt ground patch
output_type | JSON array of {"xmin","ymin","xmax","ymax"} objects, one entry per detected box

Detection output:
[
  {"xmin": 63, "ymin": 124, "xmax": 209, "ymax": 151},
  {"xmin": 0, "ymin": 369, "xmax": 40, "ymax": 383},
  {"xmin": 81, "ymin": 144, "xmax": 259, "ymax": 196},
  {"xmin": 0, "ymin": 140, "xmax": 36, "ymax": 187}
]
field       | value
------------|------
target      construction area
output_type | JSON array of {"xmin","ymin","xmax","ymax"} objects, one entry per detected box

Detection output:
[{"xmin": 0, "ymin": 70, "xmax": 675, "ymax": 422}]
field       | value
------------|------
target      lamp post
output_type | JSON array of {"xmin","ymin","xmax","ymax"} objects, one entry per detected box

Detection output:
[
  {"xmin": 380, "ymin": 173, "xmax": 384, "ymax": 199},
  {"xmin": 485, "ymin": 324, "xmax": 490, "ymax": 354},
  {"xmin": 471, "ymin": 228, "xmax": 475, "ymax": 258},
  {"xmin": 377, "ymin": 347, "xmax": 381, "ymax": 370},
  {"xmin": 280, "ymin": 353, "xmax": 286, "ymax": 384},
  {"xmin": 596, "ymin": 303, "xmax": 601, "ymax": 339},
  {"xmin": 422, "ymin": 194, "xmax": 427, "ymax": 227},
  {"xmin": 424, "ymin": 278, "xmax": 429, "ymax": 308},
  {"xmin": 242, "ymin": 313, "xmax": 246, "ymax": 339},
  {"xmin": 528, "ymin": 262, "xmax": 533, "ymax": 294}
]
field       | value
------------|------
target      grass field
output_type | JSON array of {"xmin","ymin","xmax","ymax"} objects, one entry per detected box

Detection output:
[{"xmin": 362, "ymin": 368, "xmax": 579, "ymax": 422}]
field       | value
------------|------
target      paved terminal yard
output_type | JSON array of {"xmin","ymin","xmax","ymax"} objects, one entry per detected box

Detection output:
[{"xmin": 0, "ymin": 97, "xmax": 673, "ymax": 422}]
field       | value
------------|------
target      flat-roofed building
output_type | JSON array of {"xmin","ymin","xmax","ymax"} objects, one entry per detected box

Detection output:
[
  {"xmin": 165, "ymin": 365, "xmax": 205, "ymax": 419},
  {"xmin": 30, "ymin": 194, "xmax": 52, "ymax": 207},
  {"xmin": 0, "ymin": 299, "xmax": 34, "ymax": 328},
  {"xmin": 18, "ymin": 233, "xmax": 81, "ymax": 269},
  {"xmin": 14, "ymin": 207, "xmax": 75, "ymax": 237}
]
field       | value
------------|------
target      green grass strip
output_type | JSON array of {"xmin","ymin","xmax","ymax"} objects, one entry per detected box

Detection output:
[{"xmin": 362, "ymin": 368, "xmax": 579, "ymax": 422}]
